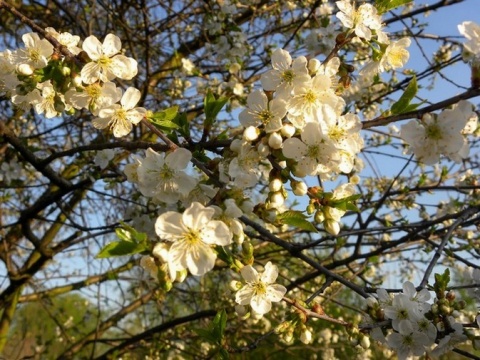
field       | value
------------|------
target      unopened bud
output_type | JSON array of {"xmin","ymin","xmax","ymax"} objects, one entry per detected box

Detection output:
[
  {"xmin": 281, "ymin": 123, "xmax": 296, "ymax": 138},
  {"xmin": 229, "ymin": 280, "xmax": 243, "ymax": 291},
  {"xmin": 269, "ymin": 178, "xmax": 283, "ymax": 192},
  {"xmin": 292, "ymin": 180, "xmax": 308, "ymax": 196},
  {"xmin": 314, "ymin": 210, "xmax": 324, "ymax": 223},
  {"xmin": 446, "ymin": 290, "xmax": 455, "ymax": 302},
  {"xmin": 17, "ymin": 64, "xmax": 34, "ymax": 75},
  {"xmin": 268, "ymin": 132, "xmax": 283, "ymax": 149},
  {"xmin": 243, "ymin": 126, "xmax": 259, "ymax": 141},
  {"xmin": 300, "ymin": 328, "xmax": 313, "ymax": 344},
  {"xmin": 61, "ymin": 66, "xmax": 71, "ymax": 76},
  {"xmin": 268, "ymin": 191, "xmax": 285, "ymax": 208},
  {"xmin": 308, "ymin": 58, "xmax": 321, "ymax": 74},
  {"xmin": 324, "ymin": 219, "xmax": 340, "ymax": 235},
  {"xmin": 360, "ymin": 335, "xmax": 370, "ymax": 349},
  {"xmin": 257, "ymin": 142, "xmax": 270, "ymax": 157}
]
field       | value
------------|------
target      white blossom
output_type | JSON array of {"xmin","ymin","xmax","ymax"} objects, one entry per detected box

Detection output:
[
  {"xmin": 235, "ymin": 262, "xmax": 287, "ymax": 315},
  {"xmin": 81, "ymin": 34, "xmax": 138, "ymax": 84},
  {"xmin": 92, "ymin": 87, "xmax": 146, "ymax": 137},
  {"xmin": 155, "ymin": 202, "xmax": 232, "ymax": 276}
]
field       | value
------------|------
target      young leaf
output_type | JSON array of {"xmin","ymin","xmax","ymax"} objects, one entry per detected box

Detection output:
[
  {"xmin": 212, "ymin": 309, "xmax": 227, "ymax": 341},
  {"xmin": 375, "ymin": 0, "xmax": 413, "ymax": 14},
  {"xmin": 96, "ymin": 241, "xmax": 147, "ymax": 258},
  {"xmin": 148, "ymin": 106, "xmax": 180, "ymax": 132},
  {"xmin": 204, "ymin": 90, "xmax": 228, "ymax": 127},
  {"xmin": 391, "ymin": 76, "xmax": 418, "ymax": 115},
  {"xmin": 277, "ymin": 210, "xmax": 318, "ymax": 233}
]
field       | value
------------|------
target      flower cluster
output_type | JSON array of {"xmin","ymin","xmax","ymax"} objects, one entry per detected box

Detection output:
[
  {"xmin": 400, "ymin": 100, "xmax": 478, "ymax": 164},
  {"xmin": 0, "ymin": 30, "xmax": 142, "ymax": 136},
  {"xmin": 365, "ymin": 281, "xmax": 469, "ymax": 359}
]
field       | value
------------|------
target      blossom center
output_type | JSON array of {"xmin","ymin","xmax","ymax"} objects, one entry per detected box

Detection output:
[
  {"xmin": 98, "ymin": 55, "xmax": 112, "ymax": 67},
  {"xmin": 159, "ymin": 165, "xmax": 174, "ymax": 180},
  {"xmin": 282, "ymin": 69, "xmax": 294, "ymax": 84},
  {"xmin": 307, "ymin": 144, "xmax": 320, "ymax": 158},
  {"xmin": 86, "ymin": 84, "xmax": 102, "ymax": 100},
  {"xmin": 388, "ymin": 48, "xmax": 407, "ymax": 68},
  {"xmin": 425, "ymin": 123, "xmax": 443, "ymax": 140},
  {"xmin": 258, "ymin": 109, "xmax": 273, "ymax": 125},
  {"xmin": 253, "ymin": 281, "xmax": 267, "ymax": 295},
  {"xmin": 183, "ymin": 228, "xmax": 201, "ymax": 245},
  {"xmin": 328, "ymin": 127, "xmax": 344, "ymax": 142},
  {"xmin": 28, "ymin": 48, "xmax": 41, "ymax": 62},
  {"xmin": 304, "ymin": 90, "xmax": 317, "ymax": 104}
]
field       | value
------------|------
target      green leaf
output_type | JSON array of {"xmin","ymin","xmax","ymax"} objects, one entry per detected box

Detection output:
[
  {"xmin": 276, "ymin": 210, "xmax": 318, "ymax": 233},
  {"xmin": 96, "ymin": 241, "xmax": 147, "ymax": 258},
  {"xmin": 212, "ymin": 309, "xmax": 227, "ymax": 341},
  {"xmin": 115, "ymin": 222, "xmax": 147, "ymax": 243},
  {"xmin": 218, "ymin": 348, "xmax": 230, "ymax": 360},
  {"xmin": 173, "ymin": 112, "xmax": 190, "ymax": 138},
  {"xmin": 148, "ymin": 106, "xmax": 180, "ymax": 132},
  {"xmin": 391, "ymin": 76, "xmax": 418, "ymax": 115},
  {"xmin": 193, "ymin": 328, "xmax": 217, "ymax": 343},
  {"xmin": 97, "ymin": 223, "xmax": 149, "ymax": 258},
  {"xmin": 204, "ymin": 90, "xmax": 228, "ymax": 127},
  {"xmin": 375, "ymin": 0, "xmax": 413, "ymax": 14}
]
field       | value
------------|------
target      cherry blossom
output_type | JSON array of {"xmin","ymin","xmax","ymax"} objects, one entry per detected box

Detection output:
[
  {"xmin": 92, "ymin": 87, "xmax": 146, "ymax": 137},
  {"xmin": 235, "ymin": 262, "xmax": 287, "ymax": 315},
  {"xmin": 336, "ymin": 0, "xmax": 383, "ymax": 41},
  {"xmin": 261, "ymin": 48, "xmax": 310, "ymax": 97},
  {"xmin": 136, "ymin": 147, "xmax": 198, "ymax": 204},
  {"xmin": 81, "ymin": 34, "xmax": 138, "ymax": 84},
  {"xmin": 239, "ymin": 90, "xmax": 287, "ymax": 133},
  {"xmin": 155, "ymin": 202, "xmax": 232, "ymax": 276}
]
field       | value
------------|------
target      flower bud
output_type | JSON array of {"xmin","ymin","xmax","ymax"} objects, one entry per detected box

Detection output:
[
  {"xmin": 308, "ymin": 58, "xmax": 321, "ymax": 74},
  {"xmin": 291, "ymin": 180, "xmax": 308, "ymax": 196},
  {"xmin": 300, "ymin": 328, "xmax": 313, "ymax": 344},
  {"xmin": 269, "ymin": 178, "xmax": 283, "ymax": 192},
  {"xmin": 235, "ymin": 304, "xmax": 248, "ymax": 317},
  {"xmin": 268, "ymin": 192, "xmax": 285, "ymax": 209},
  {"xmin": 366, "ymin": 296, "xmax": 378, "ymax": 308},
  {"xmin": 281, "ymin": 123, "xmax": 296, "ymax": 138},
  {"xmin": 72, "ymin": 75, "xmax": 83, "ymax": 87},
  {"xmin": 324, "ymin": 219, "xmax": 340, "ymax": 235},
  {"xmin": 360, "ymin": 335, "xmax": 370, "ymax": 349},
  {"xmin": 17, "ymin": 63, "xmax": 34, "ymax": 75},
  {"xmin": 257, "ymin": 142, "xmax": 270, "ymax": 157},
  {"xmin": 229, "ymin": 280, "xmax": 243, "ymax": 291},
  {"xmin": 306, "ymin": 203, "xmax": 316, "ymax": 215},
  {"xmin": 241, "ymin": 200, "xmax": 255, "ymax": 214},
  {"xmin": 243, "ymin": 126, "xmax": 259, "ymax": 141},
  {"xmin": 61, "ymin": 66, "xmax": 71, "ymax": 76},
  {"xmin": 229, "ymin": 63, "xmax": 242, "ymax": 74},
  {"xmin": 242, "ymin": 241, "xmax": 254, "ymax": 260},
  {"xmin": 283, "ymin": 329, "xmax": 294, "ymax": 343},
  {"xmin": 230, "ymin": 139, "xmax": 243, "ymax": 153},
  {"xmin": 314, "ymin": 210, "xmax": 324, "ymax": 223},
  {"xmin": 268, "ymin": 132, "xmax": 283, "ymax": 149}
]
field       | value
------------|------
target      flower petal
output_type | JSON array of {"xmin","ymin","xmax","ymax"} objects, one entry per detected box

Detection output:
[
  {"xmin": 155, "ymin": 211, "xmax": 185, "ymax": 240},
  {"xmin": 186, "ymin": 241, "xmax": 216, "ymax": 276},
  {"xmin": 261, "ymin": 262, "xmax": 278, "ymax": 284},
  {"xmin": 240, "ymin": 265, "xmax": 259, "ymax": 282},
  {"xmin": 102, "ymin": 34, "xmax": 121, "ymax": 57},
  {"xmin": 251, "ymin": 294, "xmax": 271, "ymax": 314}
]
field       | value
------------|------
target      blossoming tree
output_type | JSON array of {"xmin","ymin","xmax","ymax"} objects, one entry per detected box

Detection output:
[{"xmin": 0, "ymin": 0, "xmax": 480, "ymax": 358}]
